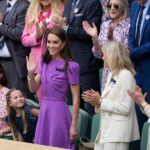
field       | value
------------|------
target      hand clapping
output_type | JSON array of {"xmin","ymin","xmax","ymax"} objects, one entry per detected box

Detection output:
[
  {"xmin": 82, "ymin": 89, "xmax": 101, "ymax": 107},
  {"xmin": 128, "ymin": 86, "xmax": 147, "ymax": 106}
]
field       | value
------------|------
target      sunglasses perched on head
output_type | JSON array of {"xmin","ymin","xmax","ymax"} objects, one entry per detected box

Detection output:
[{"xmin": 107, "ymin": 3, "xmax": 120, "ymax": 10}]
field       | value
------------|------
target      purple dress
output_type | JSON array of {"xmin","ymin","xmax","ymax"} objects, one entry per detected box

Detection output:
[{"xmin": 34, "ymin": 59, "xmax": 79, "ymax": 149}]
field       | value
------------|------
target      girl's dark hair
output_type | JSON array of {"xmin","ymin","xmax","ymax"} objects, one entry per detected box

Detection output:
[
  {"xmin": 0, "ymin": 64, "xmax": 8, "ymax": 86},
  {"xmin": 6, "ymin": 89, "xmax": 28, "ymax": 141},
  {"xmin": 42, "ymin": 26, "xmax": 73, "ymax": 71}
]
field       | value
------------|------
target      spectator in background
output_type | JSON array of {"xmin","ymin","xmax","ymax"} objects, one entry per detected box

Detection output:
[
  {"xmin": 128, "ymin": 86, "xmax": 150, "ymax": 150},
  {"xmin": 6, "ymin": 88, "xmax": 39, "ymax": 143},
  {"xmin": 82, "ymin": 41, "xmax": 139, "ymax": 150},
  {"xmin": 100, "ymin": 0, "xmax": 110, "ymax": 22},
  {"xmin": 128, "ymin": 0, "xmax": 150, "ymax": 149},
  {"xmin": 21, "ymin": 0, "xmax": 64, "ymax": 104},
  {"xmin": 128, "ymin": 86, "xmax": 150, "ymax": 118},
  {"xmin": 52, "ymin": 0, "xmax": 103, "ymax": 116},
  {"xmin": 83, "ymin": 0, "xmax": 130, "ymax": 93},
  {"xmin": 100, "ymin": 0, "xmax": 108, "ymax": 13},
  {"xmin": 27, "ymin": 26, "xmax": 79, "ymax": 149},
  {"xmin": 0, "ymin": 0, "xmax": 33, "ymax": 99},
  {"xmin": 0, "ymin": 64, "xmax": 11, "ymax": 138}
]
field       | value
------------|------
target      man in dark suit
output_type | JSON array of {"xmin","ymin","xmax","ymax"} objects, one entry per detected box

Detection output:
[
  {"xmin": 0, "ymin": 0, "xmax": 33, "ymax": 99},
  {"xmin": 128, "ymin": 0, "xmax": 150, "ymax": 149},
  {"xmin": 54, "ymin": 0, "xmax": 103, "ymax": 115}
]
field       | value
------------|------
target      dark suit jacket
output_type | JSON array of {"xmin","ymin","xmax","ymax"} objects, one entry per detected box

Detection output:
[
  {"xmin": 63, "ymin": 0, "xmax": 103, "ymax": 74},
  {"xmin": 0, "ymin": 0, "xmax": 30, "ymax": 78},
  {"xmin": 129, "ymin": 1, "xmax": 150, "ymax": 101}
]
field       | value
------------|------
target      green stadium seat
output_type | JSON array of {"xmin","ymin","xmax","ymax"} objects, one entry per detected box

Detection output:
[{"xmin": 141, "ymin": 121, "xmax": 149, "ymax": 150}]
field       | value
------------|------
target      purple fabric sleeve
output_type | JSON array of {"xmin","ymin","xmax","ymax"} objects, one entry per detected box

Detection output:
[{"xmin": 67, "ymin": 62, "xmax": 80, "ymax": 85}]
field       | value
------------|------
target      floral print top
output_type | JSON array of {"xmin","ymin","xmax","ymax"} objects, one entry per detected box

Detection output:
[
  {"xmin": 92, "ymin": 18, "xmax": 130, "ymax": 92},
  {"xmin": 0, "ymin": 87, "xmax": 9, "ymax": 130}
]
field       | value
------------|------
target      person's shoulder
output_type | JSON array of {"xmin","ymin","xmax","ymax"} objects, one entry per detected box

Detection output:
[
  {"xmin": 120, "ymin": 18, "xmax": 130, "ymax": 27},
  {"xmin": 68, "ymin": 61, "xmax": 80, "ymax": 70},
  {"xmin": 119, "ymin": 69, "xmax": 134, "ymax": 79},
  {"xmin": 18, "ymin": 0, "xmax": 30, "ymax": 7},
  {"xmin": 131, "ymin": 0, "xmax": 139, "ymax": 9},
  {"xmin": 100, "ymin": 20, "xmax": 111, "ymax": 29},
  {"xmin": 24, "ymin": 103, "xmax": 37, "ymax": 113},
  {"xmin": 69, "ymin": 60, "xmax": 79, "ymax": 66}
]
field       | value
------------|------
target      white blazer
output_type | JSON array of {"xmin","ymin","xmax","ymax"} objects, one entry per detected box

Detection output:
[{"xmin": 95, "ymin": 69, "xmax": 140, "ymax": 143}]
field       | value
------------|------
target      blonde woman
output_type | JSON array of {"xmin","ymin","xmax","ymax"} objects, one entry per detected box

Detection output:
[
  {"xmin": 83, "ymin": 0, "xmax": 130, "ymax": 93},
  {"xmin": 21, "ymin": 0, "xmax": 64, "ymax": 103},
  {"xmin": 82, "ymin": 41, "xmax": 139, "ymax": 150}
]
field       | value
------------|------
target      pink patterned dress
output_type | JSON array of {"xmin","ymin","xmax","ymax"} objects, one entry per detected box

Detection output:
[
  {"xmin": 0, "ymin": 87, "xmax": 9, "ymax": 131},
  {"xmin": 92, "ymin": 18, "xmax": 130, "ymax": 92}
]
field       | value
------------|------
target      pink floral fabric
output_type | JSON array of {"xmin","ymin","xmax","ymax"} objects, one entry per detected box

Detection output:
[
  {"xmin": 93, "ymin": 18, "xmax": 130, "ymax": 92},
  {"xmin": 0, "ymin": 87, "xmax": 9, "ymax": 130}
]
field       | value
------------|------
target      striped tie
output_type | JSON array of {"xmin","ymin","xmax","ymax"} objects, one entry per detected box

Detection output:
[{"xmin": 135, "ymin": 5, "xmax": 145, "ymax": 47}]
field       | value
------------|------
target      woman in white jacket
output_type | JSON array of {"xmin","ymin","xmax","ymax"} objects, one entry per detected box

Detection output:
[{"xmin": 82, "ymin": 40, "xmax": 139, "ymax": 150}]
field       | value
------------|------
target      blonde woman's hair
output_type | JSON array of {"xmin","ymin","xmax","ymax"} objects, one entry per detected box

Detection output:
[
  {"xmin": 26, "ymin": 0, "xmax": 62, "ymax": 30},
  {"xmin": 102, "ymin": 40, "xmax": 135, "ymax": 76},
  {"xmin": 107, "ymin": 0, "xmax": 129, "ymax": 19}
]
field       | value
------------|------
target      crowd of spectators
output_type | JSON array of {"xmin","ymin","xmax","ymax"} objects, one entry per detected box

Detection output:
[{"xmin": 0, "ymin": 0, "xmax": 150, "ymax": 150}]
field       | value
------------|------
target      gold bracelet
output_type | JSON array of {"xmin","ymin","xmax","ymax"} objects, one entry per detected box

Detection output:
[{"xmin": 140, "ymin": 102, "xmax": 148, "ymax": 111}]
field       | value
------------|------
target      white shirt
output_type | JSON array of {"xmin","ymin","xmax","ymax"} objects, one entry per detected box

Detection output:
[{"xmin": 0, "ymin": 0, "xmax": 17, "ymax": 57}]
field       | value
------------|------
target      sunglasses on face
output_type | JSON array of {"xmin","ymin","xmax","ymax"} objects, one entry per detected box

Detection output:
[{"xmin": 107, "ymin": 3, "xmax": 120, "ymax": 10}]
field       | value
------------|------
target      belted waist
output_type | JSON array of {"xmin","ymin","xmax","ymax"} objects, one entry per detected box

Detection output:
[{"xmin": 43, "ymin": 96, "xmax": 66, "ymax": 102}]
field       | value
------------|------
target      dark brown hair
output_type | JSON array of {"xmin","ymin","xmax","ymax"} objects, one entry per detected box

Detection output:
[
  {"xmin": 42, "ymin": 26, "xmax": 72, "ymax": 71},
  {"xmin": 0, "ymin": 64, "xmax": 8, "ymax": 87}
]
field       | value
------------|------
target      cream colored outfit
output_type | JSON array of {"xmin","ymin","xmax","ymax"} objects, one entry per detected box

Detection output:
[{"xmin": 95, "ymin": 69, "xmax": 140, "ymax": 150}]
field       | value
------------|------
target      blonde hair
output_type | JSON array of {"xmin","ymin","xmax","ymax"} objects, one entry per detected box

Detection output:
[
  {"xmin": 26, "ymin": 0, "xmax": 62, "ymax": 30},
  {"xmin": 102, "ymin": 40, "xmax": 135, "ymax": 76},
  {"xmin": 107, "ymin": 0, "xmax": 129, "ymax": 19}
]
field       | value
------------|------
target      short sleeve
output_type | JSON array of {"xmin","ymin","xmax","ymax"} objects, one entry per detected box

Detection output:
[
  {"xmin": 24, "ymin": 104, "xmax": 35, "ymax": 112},
  {"xmin": 67, "ymin": 62, "xmax": 80, "ymax": 85}
]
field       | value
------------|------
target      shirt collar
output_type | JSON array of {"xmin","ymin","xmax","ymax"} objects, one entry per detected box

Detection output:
[
  {"xmin": 143, "ymin": 0, "xmax": 150, "ymax": 8},
  {"xmin": 7, "ymin": 0, "xmax": 17, "ymax": 6},
  {"xmin": 110, "ymin": 18, "xmax": 129, "ymax": 27}
]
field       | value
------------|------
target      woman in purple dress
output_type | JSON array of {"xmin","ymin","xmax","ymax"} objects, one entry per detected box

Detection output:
[{"xmin": 26, "ymin": 26, "xmax": 80, "ymax": 149}]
